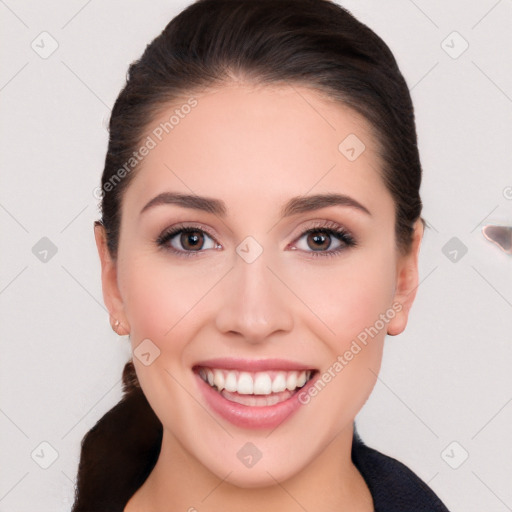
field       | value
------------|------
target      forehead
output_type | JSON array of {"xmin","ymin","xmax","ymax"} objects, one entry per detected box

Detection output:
[{"xmin": 121, "ymin": 83, "xmax": 391, "ymax": 222}]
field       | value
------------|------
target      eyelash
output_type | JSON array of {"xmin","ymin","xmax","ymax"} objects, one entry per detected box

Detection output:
[{"xmin": 155, "ymin": 220, "xmax": 357, "ymax": 259}]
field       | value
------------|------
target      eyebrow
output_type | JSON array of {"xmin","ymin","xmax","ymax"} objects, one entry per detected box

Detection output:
[{"xmin": 139, "ymin": 192, "xmax": 371, "ymax": 218}]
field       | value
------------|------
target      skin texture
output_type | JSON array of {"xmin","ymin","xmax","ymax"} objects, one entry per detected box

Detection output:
[{"xmin": 95, "ymin": 82, "xmax": 423, "ymax": 511}]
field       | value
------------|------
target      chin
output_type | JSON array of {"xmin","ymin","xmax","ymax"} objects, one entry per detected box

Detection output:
[{"xmin": 204, "ymin": 451, "xmax": 308, "ymax": 489}]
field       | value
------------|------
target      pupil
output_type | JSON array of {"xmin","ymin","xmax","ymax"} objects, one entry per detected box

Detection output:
[
  {"xmin": 182, "ymin": 231, "xmax": 203, "ymax": 250},
  {"xmin": 309, "ymin": 232, "xmax": 329, "ymax": 251}
]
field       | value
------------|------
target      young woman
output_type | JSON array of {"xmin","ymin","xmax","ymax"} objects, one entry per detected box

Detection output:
[{"xmin": 72, "ymin": 0, "xmax": 451, "ymax": 510}]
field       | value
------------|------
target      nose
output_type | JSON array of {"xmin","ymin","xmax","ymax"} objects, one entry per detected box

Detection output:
[{"xmin": 215, "ymin": 252, "xmax": 294, "ymax": 344}]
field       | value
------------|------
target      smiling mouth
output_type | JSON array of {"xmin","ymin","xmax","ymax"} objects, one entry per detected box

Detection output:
[{"xmin": 194, "ymin": 366, "xmax": 317, "ymax": 407}]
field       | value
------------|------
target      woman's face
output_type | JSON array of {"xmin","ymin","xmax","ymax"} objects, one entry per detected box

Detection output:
[{"xmin": 96, "ymin": 83, "xmax": 422, "ymax": 487}]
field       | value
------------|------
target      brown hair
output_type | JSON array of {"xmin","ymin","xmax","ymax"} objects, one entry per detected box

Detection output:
[{"xmin": 73, "ymin": 0, "xmax": 423, "ymax": 509}]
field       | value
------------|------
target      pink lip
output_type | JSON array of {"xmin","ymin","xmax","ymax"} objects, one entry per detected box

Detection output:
[
  {"xmin": 193, "ymin": 357, "xmax": 314, "ymax": 372},
  {"xmin": 193, "ymin": 364, "xmax": 318, "ymax": 430}
]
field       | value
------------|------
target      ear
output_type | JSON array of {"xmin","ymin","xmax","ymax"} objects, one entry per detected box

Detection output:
[
  {"xmin": 386, "ymin": 219, "xmax": 424, "ymax": 336},
  {"xmin": 94, "ymin": 221, "xmax": 130, "ymax": 336}
]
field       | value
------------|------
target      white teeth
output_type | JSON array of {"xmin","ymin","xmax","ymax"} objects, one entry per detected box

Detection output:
[
  {"xmin": 296, "ymin": 370, "xmax": 307, "ymax": 388},
  {"xmin": 253, "ymin": 373, "xmax": 272, "ymax": 395},
  {"xmin": 224, "ymin": 371, "xmax": 238, "ymax": 392},
  {"xmin": 198, "ymin": 368, "xmax": 313, "ymax": 396},
  {"xmin": 213, "ymin": 369, "xmax": 225, "ymax": 391},
  {"xmin": 286, "ymin": 372, "xmax": 297, "ymax": 391},
  {"xmin": 271, "ymin": 372, "xmax": 287, "ymax": 393},
  {"xmin": 238, "ymin": 372, "xmax": 253, "ymax": 394}
]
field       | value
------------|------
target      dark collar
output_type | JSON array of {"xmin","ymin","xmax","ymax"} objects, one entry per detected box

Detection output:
[{"xmin": 352, "ymin": 426, "xmax": 451, "ymax": 511}]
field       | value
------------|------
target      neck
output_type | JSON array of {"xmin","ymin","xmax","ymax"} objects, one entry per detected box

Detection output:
[{"xmin": 124, "ymin": 424, "xmax": 373, "ymax": 512}]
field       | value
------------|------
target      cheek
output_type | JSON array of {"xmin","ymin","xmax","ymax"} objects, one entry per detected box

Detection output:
[
  {"xmin": 291, "ymin": 251, "xmax": 397, "ymax": 349},
  {"xmin": 118, "ymin": 257, "xmax": 209, "ymax": 425},
  {"xmin": 119, "ymin": 255, "xmax": 217, "ymax": 342},
  {"xmin": 294, "ymin": 255, "xmax": 397, "ymax": 422}
]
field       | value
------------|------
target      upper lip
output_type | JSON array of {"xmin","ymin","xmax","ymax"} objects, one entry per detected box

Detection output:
[{"xmin": 192, "ymin": 357, "xmax": 316, "ymax": 372}]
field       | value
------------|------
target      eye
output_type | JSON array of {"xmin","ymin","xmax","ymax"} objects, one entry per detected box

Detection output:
[
  {"xmin": 292, "ymin": 221, "xmax": 356, "ymax": 258},
  {"xmin": 156, "ymin": 224, "xmax": 220, "ymax": 257},
  {"xmin": 155, "ymin": 220, "xmax": 356, "ymax": 259}
]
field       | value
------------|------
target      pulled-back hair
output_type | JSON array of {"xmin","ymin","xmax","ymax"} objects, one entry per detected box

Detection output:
[{"xmin": 73, "ymin": 0, "xmax": 423, "ymax": 509}]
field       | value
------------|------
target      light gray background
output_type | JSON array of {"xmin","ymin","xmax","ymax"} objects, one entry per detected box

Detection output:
[{"xmin": 1, "ymin": 1, "xmax": 511, "ymax": 510}]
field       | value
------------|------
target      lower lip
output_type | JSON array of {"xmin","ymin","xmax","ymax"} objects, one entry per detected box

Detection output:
[{"xmin": 195, "ymin": 372, "xmax": 316, "ymax": 430}]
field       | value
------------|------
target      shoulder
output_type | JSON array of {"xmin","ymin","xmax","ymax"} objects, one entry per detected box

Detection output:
[{"xmin": 352, "ymin": 428, "xmax": 451, "ymax": 512}]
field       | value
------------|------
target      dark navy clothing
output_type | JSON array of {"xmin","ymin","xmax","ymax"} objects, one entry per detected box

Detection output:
[{"xmin": 352, "ymin": 428, "xmax": 451, "ymax": 511}]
